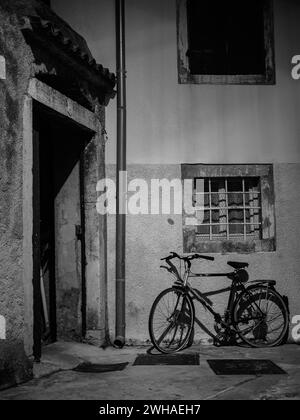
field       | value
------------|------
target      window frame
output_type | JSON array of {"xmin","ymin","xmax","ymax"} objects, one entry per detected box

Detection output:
[
  {"xmin": 181, "ymin": 164, "xmax": 276, "ymax": 253},
  {"xmin": 177, "ymin": 0, "xmax": 276, "ymax": 85}
]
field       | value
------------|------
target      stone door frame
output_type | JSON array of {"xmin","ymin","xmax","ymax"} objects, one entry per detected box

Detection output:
[{"xmin": 22, "ymin": 78, "xmax": 105, "ymax": 357}]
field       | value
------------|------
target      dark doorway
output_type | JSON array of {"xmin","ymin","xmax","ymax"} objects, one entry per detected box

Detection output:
[{"xmin": 32, "ymin": 103, "xmax": 93, "ymax": 359}]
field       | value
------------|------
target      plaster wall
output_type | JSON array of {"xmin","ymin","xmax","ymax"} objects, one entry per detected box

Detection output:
[
  {"xmin": 52, "ymin": 0, "xmax": 300, "ymax": 344},
  {"xmin": 53, "ymin": 0, "xmax": 300, "ymax": 165},
  {"xmin": 107, "ymin": 163, "xmax": 300, "ymax": 344}
]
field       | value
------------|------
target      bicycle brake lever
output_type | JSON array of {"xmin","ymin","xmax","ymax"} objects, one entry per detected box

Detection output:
[{"xmin": 160, "ymin": 265, "xmax": 172, "ymax": 273}]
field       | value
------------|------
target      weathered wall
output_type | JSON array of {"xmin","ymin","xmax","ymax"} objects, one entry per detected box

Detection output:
[
  {"xmin": 84, "ymin": 131, "xmax": 108, "ymax": 345},
  {"xmin": 106, "ymin": 164, "xmax": 300, "ymax": 344},
  {"xmin": 0, "ymin": 0, "xmax": 109, "ymax": 390},
  {"xmin": 55, "ymin": 163, "xmax": 82, "ymax": 340},
  {"xmin": 53, "ymin": 0, "xmax": 300, "ymax": 344},
  {"xmin": 106, "ymin": 165, "xmax": 182, "ymax": 344},
  {"xmin": 0, "ymin": 1, "xmax": 34, "ymax": 388},
  {"xmin": 53, "ymin": 0, "xmax": 300, "ymax": 165}
]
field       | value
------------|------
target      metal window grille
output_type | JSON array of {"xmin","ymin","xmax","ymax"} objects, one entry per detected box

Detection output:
[{"xmin": 194, "ymin": 177, "xmax": 262, "ymax": 241}]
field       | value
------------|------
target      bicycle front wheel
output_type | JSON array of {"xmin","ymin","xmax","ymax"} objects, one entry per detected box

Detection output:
[
  {"xmin": 233, "ymin": 285, "xmax": 289, "ymax": 348},
  {"xmin": 149, "ymin": 287, "xmax": 194, "ymax": 354}
]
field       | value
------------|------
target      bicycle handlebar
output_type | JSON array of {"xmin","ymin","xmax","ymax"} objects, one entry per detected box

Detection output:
[
  {"xmin": 161, "ymin": 252, "xmax": 215, "ymax": 262},
  {"xmin": 194, "ymin": 254, "xmax": 215, "ymax": 261}
]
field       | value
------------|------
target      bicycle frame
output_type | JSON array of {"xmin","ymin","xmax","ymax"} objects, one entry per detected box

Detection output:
[
  {"xmin": 161, "ymin": 258, "xmax": 262, "ymax": 327},
  {"xmin": 188, "ymin": 271, "xmax": 243, "ymax": 325},
  {"xmin": 152, "ymin": 253, "xmax": 288, "ymax": 351}
]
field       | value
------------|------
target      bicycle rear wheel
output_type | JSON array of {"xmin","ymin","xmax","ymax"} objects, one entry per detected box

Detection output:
[
  {"xmin": 149, "ymin": 287, "xmax": 194, "ymax": 354},
  {"xmin": 233, "ymin": 285, "xmax": 289, "ymax": 348}
]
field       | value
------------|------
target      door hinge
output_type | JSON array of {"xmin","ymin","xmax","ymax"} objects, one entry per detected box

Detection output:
[{"xmin": 75, "ymin": 225, "xmax": 83, "ymax": 240}]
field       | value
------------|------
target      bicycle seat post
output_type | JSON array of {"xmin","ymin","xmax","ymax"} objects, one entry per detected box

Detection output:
[{"xmin": 183, "ymin": 259, "xmax": 191, "ymax": 287}]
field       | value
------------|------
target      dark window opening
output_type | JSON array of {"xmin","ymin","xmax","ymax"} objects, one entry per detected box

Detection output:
[
  {"xmin": 38, "ymin": 0, "xmax": 51, "ymax": 6},
  {"xmin": 187, "ymin": 0, "xmax": 265, "ymax": 75},
  {"xmin": 177, "ymin": 0, "xmax": 275, "ymax": 84}
]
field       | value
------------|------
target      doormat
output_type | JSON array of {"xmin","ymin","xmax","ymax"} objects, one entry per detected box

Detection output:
[
  {"xmin": 133, "ymin": 353, "xmax": 199, "ymax": 366},
  {"xmin": 207, "ymin": 359, "xmax": 287, "ymax": 375},
  {"xmin": 73, "ymin": 362, "xmax": 129, "ymax": 373}
]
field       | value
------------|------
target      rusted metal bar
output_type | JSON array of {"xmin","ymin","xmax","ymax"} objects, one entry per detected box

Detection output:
[
  {"xmin": 196, "ymin": 223, "xmax": 262, "ymax": 226},
  {"xmin": 194, "ymin": 206, "xmax": 261, "ymax": 211},
  {"xmin": 195, "ymin": 192, "xmax": 261, "ymax": 195}
]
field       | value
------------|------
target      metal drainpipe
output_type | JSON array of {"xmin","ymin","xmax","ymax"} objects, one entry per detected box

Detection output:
[{"xmin": 114, "ymin": 0, "xmax": 127, "ymax": 349}]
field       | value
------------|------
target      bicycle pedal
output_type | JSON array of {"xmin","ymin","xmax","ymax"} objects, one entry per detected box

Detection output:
[{"xmin": 214, "ymin": 330, "xmax": 237, "ymax": 347}]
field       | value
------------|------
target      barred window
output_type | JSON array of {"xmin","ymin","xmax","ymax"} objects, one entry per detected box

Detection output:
[
  {"xmin": 195, "ymin": 177, "xmax": 261, "ymax": 240},
  {"xmin": 181, "ymin": 164, "xmax": 275, "ymax": 253}
]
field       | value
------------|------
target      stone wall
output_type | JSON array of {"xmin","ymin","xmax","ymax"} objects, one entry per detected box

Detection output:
[
  {"xmin": 0, "ymin": 1, "xmax": 34, "ymax": 388},
  {"xmin": 0, "ymin": 0, "xmax": 109, "ymax": 389}
]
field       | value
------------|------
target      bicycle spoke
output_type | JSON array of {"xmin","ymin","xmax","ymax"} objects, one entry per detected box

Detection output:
[
  {"xmin": 167, "ymin": 324, "xmax": 179, "ymax": 348},
  {"xmin": 234, "ymin": 287, "xmax": 288, "ymax": 348},
  {"xmin": 267, "ymin": 312, "xmax": 284, "ymax": 324},
  {"xmin": 150, "ymin": 288, "xmax": 193, "ymax": 353},
  {"xmin": 266, "ymin": 324, "xmax": 285, "ymax": 336},
  {"xmin": 265, "ymin": 288, "xmax": 271, "ymax": 313},
  {"xmin": 156, "ymin": 322, "xmax": 175, "ymax": 346}
]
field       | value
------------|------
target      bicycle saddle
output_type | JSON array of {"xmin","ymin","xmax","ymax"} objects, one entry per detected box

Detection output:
[{"xmin": 227, "ymin": 261, "xmax": 249, "ymax": 270}]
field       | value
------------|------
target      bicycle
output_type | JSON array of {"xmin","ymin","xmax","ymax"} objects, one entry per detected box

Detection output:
[{"xmin": 148, "ymin": 252, "xmax": 289, "ymax": 354}]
